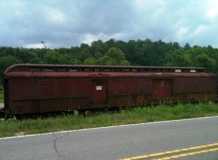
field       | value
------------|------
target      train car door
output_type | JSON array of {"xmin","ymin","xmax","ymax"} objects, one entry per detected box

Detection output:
[
  {"xmin": 92, "ymin": 80, "xmax": 107, "ymax": 105},
  {"xmin": 152, "ymin": 79, "xmax": 172, "ymax": 97}
]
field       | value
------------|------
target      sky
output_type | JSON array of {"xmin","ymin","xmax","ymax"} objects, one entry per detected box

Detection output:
[{"xmin": 0, "ymin": 0, "xmax": 218, "ymax": 48}]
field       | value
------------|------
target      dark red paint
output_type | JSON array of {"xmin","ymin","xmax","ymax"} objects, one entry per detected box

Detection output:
[{"xmin": 3, "ymin": 64, "xmax": 217, "ymax": 115}]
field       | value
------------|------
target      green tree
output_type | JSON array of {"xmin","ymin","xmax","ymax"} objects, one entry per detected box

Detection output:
[
  {"xmin": 98, "ymin": 47, "xmax": 129, "ymax": 65},
  {"xmin": 0, "ymin": 55, "xmax": 20, "ymax": 83},
  {"xmin": 44, "ymin": 50, "xmax": 72, "ymax": 64},
  {"xmin": 83, "ymin": 57, "xmax": 97, "ymax": 65},
  {"xmin": 195, "ymin": 53, "xmax": 216, "ymax": 71}
]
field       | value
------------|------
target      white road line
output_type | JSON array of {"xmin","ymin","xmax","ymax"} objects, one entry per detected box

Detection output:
[{"xmin": 0, "ymin": 115, "xmax": 218, "ymax": 141}]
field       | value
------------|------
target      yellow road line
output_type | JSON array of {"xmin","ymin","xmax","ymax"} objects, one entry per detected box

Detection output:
[
  {"xmin": 121, "ymin": 142, "xmax": 218, "ymax": 160},
  {"xmin": 157, "ymin": 148, "xmax": 218, "ymax": 160}
]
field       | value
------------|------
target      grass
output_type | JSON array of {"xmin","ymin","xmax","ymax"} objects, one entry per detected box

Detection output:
[{"xmin": 0, "ymin": 103, "xmax": 218, "ymax": 138}]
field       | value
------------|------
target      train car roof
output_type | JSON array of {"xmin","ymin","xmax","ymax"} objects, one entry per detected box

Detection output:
[
  {"xmin": 4, "ymin": 64, "xmax": 207, "ymax": 74},
  {"xmin": 5, "ymin": 71, "xmax": 216, "ymax": 79}
]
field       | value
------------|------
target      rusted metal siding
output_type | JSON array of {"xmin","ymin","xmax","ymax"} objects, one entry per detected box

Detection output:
[
  {"xmin": 7, "ymin": 77, "xmax": 94, "ymax": 114},
  {"xmin": 173, "ymin": 77, "xmax": 217, "ymax": 94},
  {"xmin": 92, "ymin": 80, "xmax": 107, "ymax": 105},
  {"xmin": 107, "ymin": 78, "xmax": 152, "ymax": 106},
  {"xmin": 36, "ymin": 78, "xmax": 93, "ymax": 113},
  {"xmin": 8, "ymin": 78, "xmax": 39, "ymax": 114},
  {"xmin": 152, "ymin": 79, "xmax": 172, "ymax": 97},
  {"xmin": 3, "ymin": 64, "xmax": 218, "ymax": 114}
]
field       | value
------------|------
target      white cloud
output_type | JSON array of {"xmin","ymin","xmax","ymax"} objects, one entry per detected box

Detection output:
[
  {"xmin": 192, "ymin": 25, "xmax": 208, "ymax": 36},
  {"xmin": 81, "ymin": 33, "xmax": 106, "ymax": 45},
  {"xmin": 81, "ymin": 32, "xmax": 126, "ymax": 45},
  {"xmin": 24, "ymin": 43, "xmax": 44, "ymax": 49},
  {"xmin": 206, "ymin": 0, "xmax": 218, "ymax": 21},
  {"xmin": 134, "ymin": 0, "xmax": 165, "ymax": 10},
  {"xmin": 46, "ymin": 8, "xmax": 66, "ymax": 25},
  {"xmin": 1, "ymin": 0, "xmax": 218, "ymax": 47},
  {"xmin": 176, "ymin": 26, "xmax": 190, "ymax": 40}
]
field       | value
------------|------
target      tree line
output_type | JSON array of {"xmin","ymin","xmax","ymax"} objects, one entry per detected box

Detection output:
[{"xmin": 1, "ymin": 38, "xmax": 218, "ymax": 84}]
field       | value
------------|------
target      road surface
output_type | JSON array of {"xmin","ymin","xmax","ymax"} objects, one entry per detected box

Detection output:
[{"xmin": 0, "ymin": 116, "xmax": 218, "ymax": 160}]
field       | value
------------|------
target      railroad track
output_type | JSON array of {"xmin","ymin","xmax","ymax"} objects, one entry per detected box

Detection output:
[{"xmin": 0, "ymin": 105, "xmax": 119, "ymax": 119}]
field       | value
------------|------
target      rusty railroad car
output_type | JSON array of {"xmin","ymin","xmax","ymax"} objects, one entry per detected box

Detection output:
[{"xmin": 2, "ymin": 64, "xmax": 217, "ymax": 115}]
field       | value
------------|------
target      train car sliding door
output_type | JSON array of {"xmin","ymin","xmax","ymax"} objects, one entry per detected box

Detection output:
[
  {"xmin": 152, "ymin": 79, "xmax": 172, "ymax": 97},
  {"xmin": 92, "ymin": 80, "xmax": 107, "ymax": 105}
]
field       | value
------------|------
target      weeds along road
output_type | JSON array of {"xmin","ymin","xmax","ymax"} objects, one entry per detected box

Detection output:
[{"xmin": 0, "ymin": 116, "xmax": 218, "ymax": 160}]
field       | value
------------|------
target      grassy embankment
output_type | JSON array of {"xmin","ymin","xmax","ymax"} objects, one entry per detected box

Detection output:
[{"xmin": 0, "ymin": 103, "xmax": 218, "ymax": 138}]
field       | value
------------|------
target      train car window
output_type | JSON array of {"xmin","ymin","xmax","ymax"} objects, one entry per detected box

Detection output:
[
  {"xmin": 57, "ymin": 68, "xmax": 67, "ymax": 72},
  {"xmin": 94, "ymin": 68, "xmax": 100, "ymax": 72},
  {"xmin": 104, "ymin": 69, "xmax": 111, "ymax": 72},
  {"xmin": 44, "ymin": 69, "xmax": 53, "ymax": 72},
  {"xmin": 31, "ymin": 68, "xmax": 40, "ymax": 72},
  {"xmin": 69, "ymin": 69, "xmax": 78, "ymax": 72},
  {"xmin": 84, "ymin": 68, "xmax": 91, "ymax": 71}
]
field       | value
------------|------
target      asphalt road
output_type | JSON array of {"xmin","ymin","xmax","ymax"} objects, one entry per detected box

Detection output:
[{"xmin": 0, "ymin": 116, "xmax": 218, "ymax": 160}]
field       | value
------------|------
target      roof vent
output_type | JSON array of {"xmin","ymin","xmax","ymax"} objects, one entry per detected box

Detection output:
[
  {"xmin": 175, "ymin": 69, "xmax": 182, "ymax": 72},
  {"xmin": 190, "ymin": 69, "xmax": 196, "ymax": 73}
]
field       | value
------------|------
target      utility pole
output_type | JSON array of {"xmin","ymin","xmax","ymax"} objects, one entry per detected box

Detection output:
[{"xmin": 41, "ymin": 41, "xmax": 47, "ymax": 49}]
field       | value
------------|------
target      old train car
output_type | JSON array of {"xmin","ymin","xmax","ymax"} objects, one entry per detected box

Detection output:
[{"xmin": 2, "ymin": 64, "xmax": 217, "ymax": 115}]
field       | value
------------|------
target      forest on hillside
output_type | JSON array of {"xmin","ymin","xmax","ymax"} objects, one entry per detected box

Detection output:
[{"xmin": 1, "ymin": 38, "xmax": 218, "ymax": 84}]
